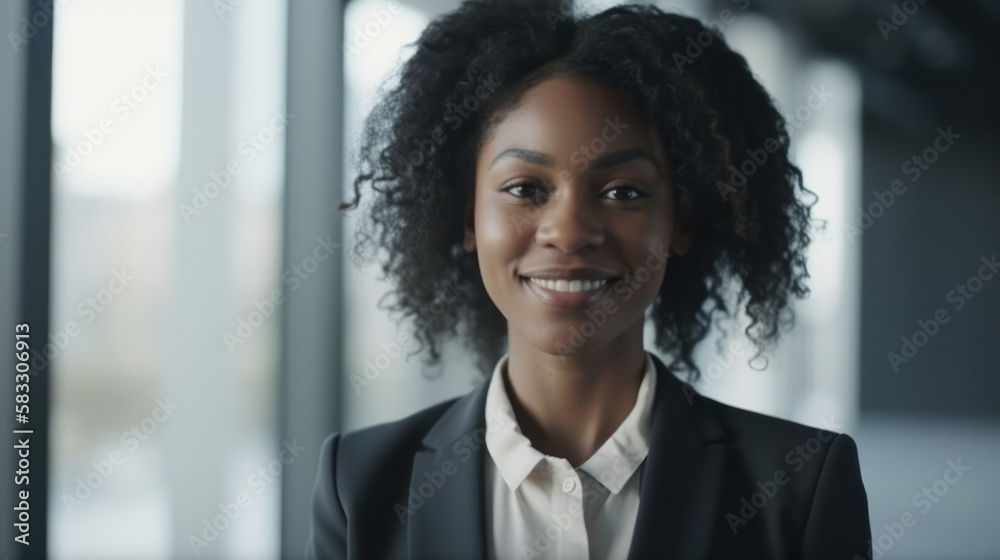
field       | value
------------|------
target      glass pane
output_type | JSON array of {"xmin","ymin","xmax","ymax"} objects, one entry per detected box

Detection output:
[{"xmin": 49, "ymin": 1, "xmax": 287, "ymax": 557}]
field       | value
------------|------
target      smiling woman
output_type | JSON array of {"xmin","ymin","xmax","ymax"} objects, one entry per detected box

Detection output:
[
  {"xmin": 465, "ymin": 76, "xmax": 687, "ymax": 402},
  {"xmin": 307, "ymin": 0, "xmax": 871, "ymax": 559}
]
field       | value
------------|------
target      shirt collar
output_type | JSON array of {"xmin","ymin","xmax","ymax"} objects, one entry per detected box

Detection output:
[{"xmin": 484, "ymin": 351, "xmax": 658, "ymax": 495}]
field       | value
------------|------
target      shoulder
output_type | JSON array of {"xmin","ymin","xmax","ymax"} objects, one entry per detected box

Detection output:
[
  {"xmin": 334, "ymin": 394, "xmax": 463, "ymax": 462},
  {"xmin": 685, "ymin": 390, "xmax": 864, "ymax": 494},
  {"xmin": 686, "ymin": 393, "xmax": 871, "ymax": 554},
  {"xmin": 316, "ymin": 391, "xmax": 465, "ymax": 473},
  {"xmin": 696, "ymin": 394, "xmax": 845, "ymax": 451},
  {"xmin": 306, "ymin": 392, "xmax": 472, "ymax": 559},
  {"xmin": 653, "ymin": 355, "xmax": 853, "ymax": 464},
  {"xmin": 313, "ymin": 391, "xmax": 468, "ymax": 501}
]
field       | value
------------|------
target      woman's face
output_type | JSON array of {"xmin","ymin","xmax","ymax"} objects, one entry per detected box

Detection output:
[{"xmin": 464, "ymin": 76, "xmax": 690, "ymax": 358}]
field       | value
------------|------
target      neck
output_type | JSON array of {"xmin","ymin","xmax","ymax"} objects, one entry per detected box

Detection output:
[{"xmin": 503, "ymin": 322, "xmax": 646, "ymax": 467}]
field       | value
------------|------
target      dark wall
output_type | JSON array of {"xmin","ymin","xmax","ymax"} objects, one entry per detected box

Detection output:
[{"xmin": 859, "ymin": 122, "xmax": 1000, "ymax": 419}]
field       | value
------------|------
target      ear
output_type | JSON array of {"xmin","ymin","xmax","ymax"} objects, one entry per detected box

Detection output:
[
  {"xmin": 670, "ymin": 212, "xmax": 693, "ymax": 256},
  {"xmin": 462, "ymin": 190, "xmax": 476, "ymax": 253}
]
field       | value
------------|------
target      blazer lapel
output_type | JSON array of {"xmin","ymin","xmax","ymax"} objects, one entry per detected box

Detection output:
[
  {"xmin": 405, "ymin": 353, "xmax": 731, "ymax": 560},
  {"xmin": 407, "ymin": 381, "xmax": 490, "ymax": 560},
  {"xmin": 627, "ymin": 353, "xmax": 732, "ymax": 560}
]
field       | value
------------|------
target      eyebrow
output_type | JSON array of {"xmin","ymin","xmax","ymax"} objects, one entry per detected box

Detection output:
[{"xmin": 488, "ymin": 147, "xmax": 659, "ymax": 171}]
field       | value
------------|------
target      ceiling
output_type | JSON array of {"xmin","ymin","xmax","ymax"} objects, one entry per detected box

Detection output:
[{"xmin": 735, "ymin": 0, "xmax": 1000, "ymax": 133}]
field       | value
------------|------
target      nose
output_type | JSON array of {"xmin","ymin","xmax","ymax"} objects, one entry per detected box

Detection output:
[{"xmin": 533, "ymin": 188, "xmax": 605, "ymax": 253}]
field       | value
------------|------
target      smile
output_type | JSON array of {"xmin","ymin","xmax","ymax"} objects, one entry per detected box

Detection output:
[{"xmin": 520, "ymin": 276, "xmax": 617, "ymax": 310}]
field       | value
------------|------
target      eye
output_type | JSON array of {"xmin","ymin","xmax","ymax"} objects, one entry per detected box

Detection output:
[
  {"xmin": 501, "ymin": 181, "xmax": 647, "ymax": 202},
  {"xmin": 601, "ymin": 184, "xmax": 648, "ymax": 201},
  {"xmin": 501, "ymin": 181, "xmax": 548, "ymax": 200}
]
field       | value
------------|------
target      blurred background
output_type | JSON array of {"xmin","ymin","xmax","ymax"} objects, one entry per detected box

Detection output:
[{"xmin": 0, "ymin": 0, "xmax": 997, "ymax": 558}]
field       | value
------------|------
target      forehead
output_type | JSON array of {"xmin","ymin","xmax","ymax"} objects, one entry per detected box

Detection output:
[{"xmin": 479, "ymin": 76, "xmax": 665, "ymax": 167}]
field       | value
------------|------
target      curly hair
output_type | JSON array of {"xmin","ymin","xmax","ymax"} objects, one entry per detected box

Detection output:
[{"xmin": 338, "ymin": 0, "xmax": 817, "ymax": 383}]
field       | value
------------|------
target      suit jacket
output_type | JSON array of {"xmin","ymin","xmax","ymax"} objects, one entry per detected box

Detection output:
[{"xmin": 305, "ymin": 353, "xmax": 872, "ymax": 560}]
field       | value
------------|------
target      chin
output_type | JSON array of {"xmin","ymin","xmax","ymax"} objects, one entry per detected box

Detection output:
[{"xmin": 523, "ymin": 325, "xmax": 622, "ymax": 361}]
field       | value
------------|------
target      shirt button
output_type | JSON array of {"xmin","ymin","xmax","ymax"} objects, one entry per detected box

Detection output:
[{"xmin": 562, "ymin": 478, "xmax": 577, "ymax": 493}]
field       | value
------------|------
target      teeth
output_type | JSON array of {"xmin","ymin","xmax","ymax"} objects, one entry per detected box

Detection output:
[{"xmin": 527, "ymin": 277, "xmax": 610, "ymax": 292}]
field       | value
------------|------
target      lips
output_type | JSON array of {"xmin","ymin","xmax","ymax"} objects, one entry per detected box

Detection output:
[
  {"xmin": 520, "ymin": 275, "xmax": 617, "ymax": 310},
  {"xmin": 518, "ymin": 267, "xmax": 619, "ymax": 281},
  {"xmin": 525, "ymin": 277, "xmax": 609, "ymax": 292}
]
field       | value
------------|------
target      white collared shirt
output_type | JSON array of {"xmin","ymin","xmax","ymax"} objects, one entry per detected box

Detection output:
[{"xmin": 483, "ymin": 351, "xmax": 658, "ymax": 560}]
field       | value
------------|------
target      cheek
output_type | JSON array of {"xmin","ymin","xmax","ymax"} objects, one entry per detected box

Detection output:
[
  {"xmin": 614, "ymin": 209, "xmax": 672, "ymax": 297},
  {"xmin": 474, "ymin": 203, "xmax": 528, "ymax": 299},
  {"xmin": 476, "ymin": 202, "xmax": 518, "ymax": 246},
  {"xmin": 614, "ymin": 206, "xmax": 671, "ymax": 251}
]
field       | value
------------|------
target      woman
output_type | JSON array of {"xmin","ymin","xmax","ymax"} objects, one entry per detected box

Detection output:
[{"xmin": 307, "ymin": 1, "xmax": 871, "ymax": 558}]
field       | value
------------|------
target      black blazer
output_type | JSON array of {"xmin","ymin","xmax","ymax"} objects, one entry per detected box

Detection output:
[{"xmin": 305, "ymin": 353, "xmax": 872, "ymax": 559}]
